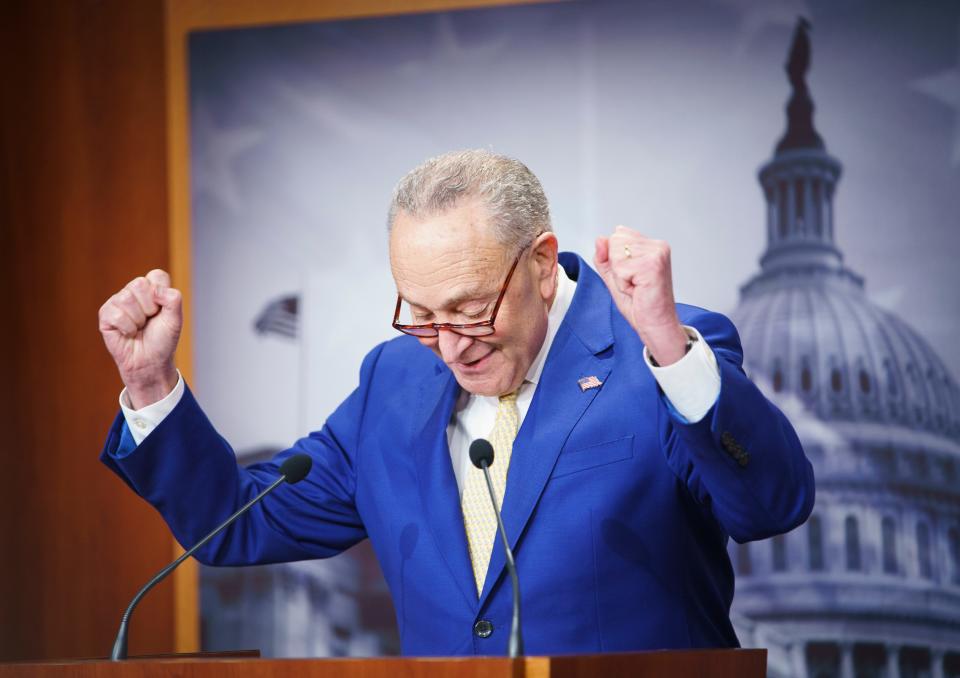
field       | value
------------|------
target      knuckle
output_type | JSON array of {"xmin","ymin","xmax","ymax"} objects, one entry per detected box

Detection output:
[
  {"xmin": 128, "ymin": 276, "xmax": 149, "ymax": 292},
  {"xmin": 146, "ymin": 268, "xmax": 171, "ymax": 284}
]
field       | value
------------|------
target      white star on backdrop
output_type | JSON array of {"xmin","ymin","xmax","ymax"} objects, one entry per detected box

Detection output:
[
  {"xmin": 191, "ymin": 105, "xmax": 264, "ymax": 212},
  {"xmin": 911, "ymin": 23, "xmax": 960, "ymax": 167},
  {"xmin": 273, "ymin": 79, "xmax": 409, "ymax": 143},
  {"xmin": 397, "ymin": 12, "xmax": 508, "ymax": 78}
]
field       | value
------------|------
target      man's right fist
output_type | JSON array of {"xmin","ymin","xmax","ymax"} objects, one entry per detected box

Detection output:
[{"xmin": 98, "ymin": 269, "xmax": 183, "ymax": 409}]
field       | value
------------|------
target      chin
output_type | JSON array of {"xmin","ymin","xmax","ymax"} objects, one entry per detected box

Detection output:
[
  {"xmin": 454, "ymin": 370, "xmax": 522, "ymax": 398},
  {"xmin": 453, "ymin": 375, "xmax": 502, "ymax": 397},
  {"xmin": 448, "ymin": 349, "xmax": 525, "ymax": 397}
]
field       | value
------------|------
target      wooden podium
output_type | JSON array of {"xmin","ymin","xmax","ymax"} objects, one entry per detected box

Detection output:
[{"xmin": 0, "ymin": 649, "xmax": 765, "ymax": 677}]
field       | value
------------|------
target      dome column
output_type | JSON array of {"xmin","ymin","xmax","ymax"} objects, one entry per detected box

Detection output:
[
  {"xmin": 840, "ymin": 641, "xmax": 855, "ymax": 678},
  {"xmin": 886, "ymin": 644, "xmax": 901, "ymax": 678},
  {"xmin": 789, "ymin": 641, "xmax": 809, "ymax": 678},
  {"xmin": 932, "ymin": 648, "xmax": 945, "ymax": 678}
]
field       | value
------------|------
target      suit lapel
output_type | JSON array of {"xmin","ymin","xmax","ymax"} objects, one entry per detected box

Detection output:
[
  {"xmin": 478, "ymin": 253, "xmax": 616, "ymax": 606},
  {"xmin": 413, "ymin": 363, "xmax": 478, "ymax": 610}
]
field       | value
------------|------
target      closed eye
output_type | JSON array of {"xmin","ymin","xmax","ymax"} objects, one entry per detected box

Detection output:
[
  {"xmin": 458, "ymin": 301, "xmax": 492, "ymax": 320},
  {"xmin": 408, "ymin": 300, "xmax": 490, "ymax": 324}
]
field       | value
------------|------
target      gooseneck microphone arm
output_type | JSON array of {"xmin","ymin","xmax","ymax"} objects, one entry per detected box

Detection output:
[
  {"xmin": 469, "ymin": 438, "xmax": 524, "ymax": 658},
  {"xmin": 110, "ymin": 453, "xmax": 313, "ymax": 661}
]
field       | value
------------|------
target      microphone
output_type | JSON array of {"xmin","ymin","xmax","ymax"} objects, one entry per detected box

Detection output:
[
  {"xmin": 110, "ymin": 453, "xmax": 313, "ymax": 660},
  {"xmin": 469, "ymin": 438, "xmax": 523, "ymax": 658}
]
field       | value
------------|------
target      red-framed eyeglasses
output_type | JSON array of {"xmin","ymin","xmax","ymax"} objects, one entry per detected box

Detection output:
[{"xmin": 392, "ymin": 241, "xmax": 533, "ymax": 338}]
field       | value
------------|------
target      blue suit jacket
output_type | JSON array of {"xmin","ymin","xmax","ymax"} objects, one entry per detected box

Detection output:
[{"xmin": 101, "ymin": 253, "xmax": 814, "ymax": 656}]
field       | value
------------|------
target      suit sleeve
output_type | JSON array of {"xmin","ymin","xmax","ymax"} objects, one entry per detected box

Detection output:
[
  {"xmin": 658, "ymin": 309, "xmax": 815, "ymax": 543},
  {"xmin": 99, "ymin": 344, "xmax": 387, "ymax": 566}
]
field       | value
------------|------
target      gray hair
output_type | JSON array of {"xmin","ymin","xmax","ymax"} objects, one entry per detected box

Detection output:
[{"xmin": 387, "ymin": 149, "xmax": 552, "ymax": 251}]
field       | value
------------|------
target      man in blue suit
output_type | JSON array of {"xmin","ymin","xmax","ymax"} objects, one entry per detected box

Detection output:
[{"xmin": 98, "ymin": 150, "xmax": 814, "ymax": 656}]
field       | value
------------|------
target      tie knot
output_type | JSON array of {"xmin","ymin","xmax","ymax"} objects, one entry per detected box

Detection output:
[{"xmin": 498, "ymin": 391, "xmax": 519, "ymax": 405}]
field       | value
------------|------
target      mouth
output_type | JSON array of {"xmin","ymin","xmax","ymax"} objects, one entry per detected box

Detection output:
[{"xmin": 457, "ymin": 349, "xmax": 495, "ymax": 374}]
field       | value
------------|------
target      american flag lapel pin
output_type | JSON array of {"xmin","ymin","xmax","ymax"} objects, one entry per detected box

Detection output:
[{"xmin": 578, "ymin": 375, "xmax": 603, "ymax": 392}]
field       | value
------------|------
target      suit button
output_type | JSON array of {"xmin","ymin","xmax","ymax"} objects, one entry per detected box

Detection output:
[
  {"xmin": 473, "ymin": 619, "xmax": 493, "ymax": 638},
  {"xmin": 738, "ymin": 453, "xmax": 751, "ymax": 468}
]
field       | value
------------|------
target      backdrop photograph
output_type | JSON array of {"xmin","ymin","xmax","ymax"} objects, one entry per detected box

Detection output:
[{"xmin": 183, "ymin": 1, "xmax": 960, "ymax": 676}]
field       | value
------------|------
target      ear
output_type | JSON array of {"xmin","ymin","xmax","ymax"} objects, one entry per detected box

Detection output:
[{"xmin": 530, "ymin": 232, "xmax": 559, "ymax": 302}]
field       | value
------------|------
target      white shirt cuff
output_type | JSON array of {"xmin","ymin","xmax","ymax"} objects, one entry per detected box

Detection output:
[
  {"xmin": 643, "ymin": 326, "xmax": 720, "ymax": 423},
  {"xmin": 119, "ymin": 371, "xmax": 185, "ymax": 445}
]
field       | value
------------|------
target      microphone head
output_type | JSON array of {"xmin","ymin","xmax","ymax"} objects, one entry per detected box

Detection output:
[
  {"xmin": 280, "ymin": 453, "xmax": 312, "ymax": 484},
  {"xmin": 469, "ymin": 438, "xmax": 495, "ymax": 469}
]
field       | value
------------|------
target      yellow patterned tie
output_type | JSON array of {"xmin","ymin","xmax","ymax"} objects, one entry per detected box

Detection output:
[{"xmin": 461, "ymin": 391, "xmax": 520, "ymax": 596}]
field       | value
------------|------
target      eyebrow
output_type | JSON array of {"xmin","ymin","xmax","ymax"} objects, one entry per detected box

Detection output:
[{"xmin": 406, "ymin": 287, "xmax": 492, "ymax": 312}]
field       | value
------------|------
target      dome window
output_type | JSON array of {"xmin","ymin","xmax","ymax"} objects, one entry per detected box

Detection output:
[
  {"xmin": 859, "ymin": 369, "xmax": 871, "ymax": 394},
  {"xmin": 944, "ymin": 459, "xmax": 957, "ymax": 483},
  {"xmin": 831, "ymin": 368, "xmax": 843, "ymax": 393},
  {"xmin": 882, "ymin": 517, "xmax": 898, "ymax": 575},
  {"xmin": 800, "ymin": 357, "xmax": 813, "ymax": 392},
  {"xmin": 916, "ymin": 523, "xmax": 932, "ymax": 579},
  {"xmin": 736, "ymin": 542, "xmax": 752, "ymax": 576},
  {"xmin": 950, "ymin": 528, "xmax": 960, "ymax": 586},
  {"xmin": 778, "ymin": 181, "xmax": 789, "ymax": 238},
  {"xmin": 772, "ymin": 358, "xmax": 784, "ymax": 392},
  {"xmin": 845, "ymin": 516, "xmax": 861, "ymax": 571},
  {"xmin": 910, "ymin": 454, "xmax": 929, "ymax": 479}
]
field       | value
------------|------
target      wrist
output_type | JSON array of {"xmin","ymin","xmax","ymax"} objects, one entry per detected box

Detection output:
[
  {"xmin": 124, "ymin": 365, "xmax": 178, "ymax": 410},
  {"xmin": 643, "ymin": 322, "xmax": 690, "ymax": 367}
]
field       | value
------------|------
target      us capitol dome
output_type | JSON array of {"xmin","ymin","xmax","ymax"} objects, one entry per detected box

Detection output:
[{"xmin": 727, "ymin": 19, "xmax": 960, "ymax": 678}]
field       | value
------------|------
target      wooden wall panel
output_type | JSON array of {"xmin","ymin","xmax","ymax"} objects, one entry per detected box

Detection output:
[
  {"xmin": 0, "ymin": 0, "xmax": 548, "ymax": 663},
  {"xmin": 0, "ymin": 0, "xmax": 177, "ymax": 661}
]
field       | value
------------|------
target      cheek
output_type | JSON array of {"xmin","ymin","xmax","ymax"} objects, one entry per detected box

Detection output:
[{"xmin": 418, "ymin": 336, "xmax": 440, "ymax": 354}]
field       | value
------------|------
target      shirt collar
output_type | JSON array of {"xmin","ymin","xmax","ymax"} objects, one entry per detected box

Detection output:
[{"xmin": 524, "ymin": 267, "xmax": 577, "ymax": 386}]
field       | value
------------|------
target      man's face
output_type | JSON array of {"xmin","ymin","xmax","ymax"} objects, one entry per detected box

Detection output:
[{"xmin": 389, "ymin": 200, "xmax": 558, "ymax": 397}]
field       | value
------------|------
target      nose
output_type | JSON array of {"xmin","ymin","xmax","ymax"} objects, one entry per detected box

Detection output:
[{"xmin": 436, "ymin": 328, "xmax": 475, "ymax": 364}]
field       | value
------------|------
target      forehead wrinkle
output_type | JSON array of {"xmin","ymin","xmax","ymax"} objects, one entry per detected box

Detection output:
[
  {"xmin": 402, "ymin": 269, "xmax": 493, "ymax": 310},
  {"xmin": 390, "ymin": 203, "xmax": 512, "ymax": 310},
  {"xmin": 397, "ymin": 250, "xmax": 506, "ymax": 311}
]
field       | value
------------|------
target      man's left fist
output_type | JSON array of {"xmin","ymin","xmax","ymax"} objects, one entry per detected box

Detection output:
[{"xmin": 594, "ymin": 225, "xmax": 689, "ymax": 366}]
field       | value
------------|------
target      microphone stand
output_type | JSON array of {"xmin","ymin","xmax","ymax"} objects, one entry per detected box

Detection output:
[
  {"xmin": 478, "ymin": 460, "xmax": 524, "ymax": 658},
  {"xmin": 110, "ymin": 476, "xmax": 286, "ymax": 660}
]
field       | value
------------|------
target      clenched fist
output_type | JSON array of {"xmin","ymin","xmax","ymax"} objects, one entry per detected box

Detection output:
[
  {"xmin": 98, "ymin": 269, "xmax": 182, "ymax": 409},
  {"xmin": 594, "ymin": 226, "xmax": 689, "ymax": 366}
]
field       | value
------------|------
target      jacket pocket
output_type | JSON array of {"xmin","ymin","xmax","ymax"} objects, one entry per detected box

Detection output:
[{"xmin": 552, "ymin": 435, "xmax": 634, "ymax": 479}]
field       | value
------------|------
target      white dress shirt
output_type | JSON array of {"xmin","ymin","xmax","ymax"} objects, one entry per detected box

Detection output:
[{"xmin": 121, "ymin": 269, "xmax": 722, "ymax": 490}]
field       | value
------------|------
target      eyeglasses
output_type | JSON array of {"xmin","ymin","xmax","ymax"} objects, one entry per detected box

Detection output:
[{"xmin": 392, "ymin": 241, "xmax": 533, "ymax": 338}]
